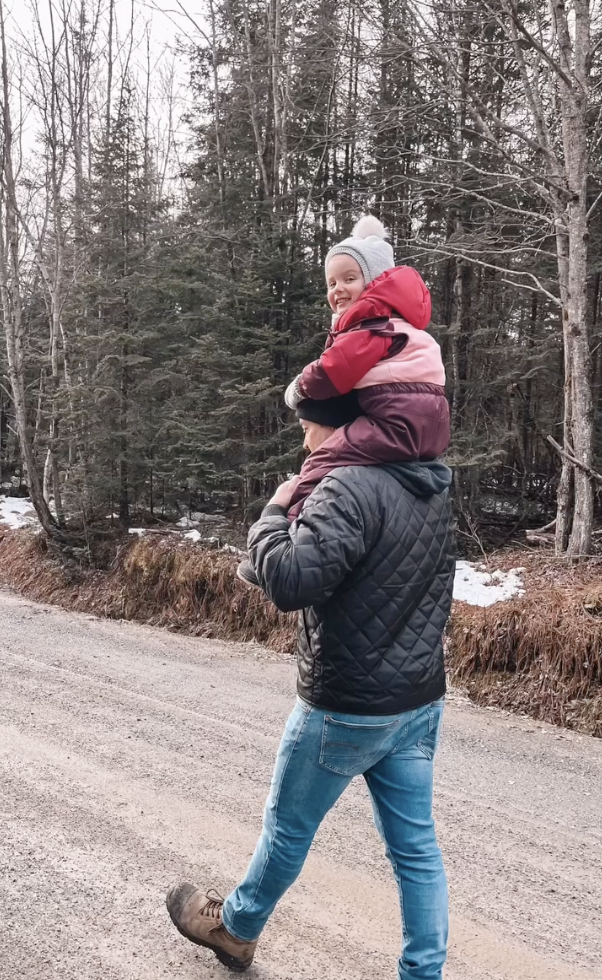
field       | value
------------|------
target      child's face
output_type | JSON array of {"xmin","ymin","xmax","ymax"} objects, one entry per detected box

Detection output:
[{"xmin": 326, "ymin": 254, "xmax": 365, "ymax": 314}]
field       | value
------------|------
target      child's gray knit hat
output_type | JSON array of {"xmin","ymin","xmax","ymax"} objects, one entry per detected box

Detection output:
[{"xmin": 325, "ymin": 215, "xmax": 395, "ymax": 284}]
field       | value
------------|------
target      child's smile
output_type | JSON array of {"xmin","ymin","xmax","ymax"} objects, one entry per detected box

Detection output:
[{"xmin": 326, "ymin": 254, "xmax": 366, "ymax": 314}]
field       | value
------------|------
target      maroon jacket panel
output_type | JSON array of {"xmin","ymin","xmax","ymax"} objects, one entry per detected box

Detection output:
[{"xmin": 288, "ymin": 382, "xmax": 450, "ymax": 520}]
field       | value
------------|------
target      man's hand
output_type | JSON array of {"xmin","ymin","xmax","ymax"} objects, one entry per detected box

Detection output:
[{"xmin": 269, "ymin": 476, "xmax": 300, "ymax": 509}]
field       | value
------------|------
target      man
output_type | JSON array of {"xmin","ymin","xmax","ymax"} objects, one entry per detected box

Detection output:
[{"xmin": 166, "ymin": 395, "xmax": 455, "ymax": 980}]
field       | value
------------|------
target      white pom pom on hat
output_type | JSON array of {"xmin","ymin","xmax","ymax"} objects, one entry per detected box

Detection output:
[
  {"xmin": 351, "ymin": 215, "xmax": 389, "ymax": 240},
  {"xmin": 325, "ymin": 213, "xmax": 395, "ymax": 284}
]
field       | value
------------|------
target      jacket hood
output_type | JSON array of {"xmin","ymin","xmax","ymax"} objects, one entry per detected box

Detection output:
[
  {"xmin": 380, "ymin": 461, "xmax": 452, "ymax": 497},
  {"xmin": 335, "ymin": 265, "xmax": 432, "ymax": 334}
]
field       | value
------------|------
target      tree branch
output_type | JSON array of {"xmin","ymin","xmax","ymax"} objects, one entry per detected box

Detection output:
[
  {"xmin": 547, "ymin": 436, "xmax": 602, "ymax": 483},
  {"xmin": 414, "ymin": 237, "xmax": 562, "ymax": 306}
]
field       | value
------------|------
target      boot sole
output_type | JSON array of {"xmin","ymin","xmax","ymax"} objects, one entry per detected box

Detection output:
[{"xmin": 168, "ymin": 913, "xmax": 251, "ymax": 972}]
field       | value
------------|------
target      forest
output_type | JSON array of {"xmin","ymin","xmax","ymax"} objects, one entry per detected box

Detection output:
[{"xmin": 0, "ymin": 0, "xmax": 601, "ymax": 555}]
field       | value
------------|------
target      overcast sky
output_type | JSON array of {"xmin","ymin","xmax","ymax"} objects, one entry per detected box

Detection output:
[
  {"xmin": 3, "ymin": 0, "xmax": 207, "ymax": 106},
  {"xmin": 5, "ymin": 0, "xmax": 207, "ymax": 50},
  {"xmin": 2, "ymin": 1, "xmax": 209, "ymax": 181}
]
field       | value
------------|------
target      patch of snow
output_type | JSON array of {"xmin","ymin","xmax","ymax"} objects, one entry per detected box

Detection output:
[
  {"xmin": 0, "ymin": 495, "xmax": 39, "ymax": 529},
  {"xmin": 184, "ymin": 529, "xmax": 202, "ymax": 543},
  {"xmin": 128, "ymin": 528, "xmax": 146, "ymax": 536},
  {"xmin": 453, "ymin": 560, "xmax": 525, "ymax": 607},
  {"xmin": 177, "ymin": 512, "xmax": 220, "ymax": 528},
  {"xmin": 222, "ymin": 543, "xmax": 245, "ymax": 555}
]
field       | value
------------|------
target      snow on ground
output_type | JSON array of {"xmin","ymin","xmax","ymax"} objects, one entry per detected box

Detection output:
[
  {"xmin": 453, "ymin": 560, "xmax": 525, "ymax": 607},
  {"xmin": 184, "ymin": 529, "xmax": 202, "ymax": 543},
  {"xmin": 0, "ymin": 496, "xmax": 39, "ymax": 529},
  {"xmin": 2, "ymin": 496, "xmax": 525, "ymax": 606}
]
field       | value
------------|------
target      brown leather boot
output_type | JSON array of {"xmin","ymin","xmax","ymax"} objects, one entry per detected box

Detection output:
[{"xmin": 166, "ymin": 882, "xmax": 257, "ymax": 972}]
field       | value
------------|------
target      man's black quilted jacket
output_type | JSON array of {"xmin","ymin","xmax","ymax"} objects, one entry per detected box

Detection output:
[{"xmin": 247, "ymin": 463, "xmax": 455, "ymax": 715}]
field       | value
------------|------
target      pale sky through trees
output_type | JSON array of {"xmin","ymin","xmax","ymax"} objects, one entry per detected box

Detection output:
[
  {"xmin": 7, "ymin": 0, "xmax": 204, "ymax": 59},
  {"xmin": 4, "ymin": 0, "xmax": 205, "ymax": 184}
]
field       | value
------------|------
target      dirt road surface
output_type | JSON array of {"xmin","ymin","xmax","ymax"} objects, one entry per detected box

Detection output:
[{"xmin": 0, "ymin": 588, "xmax": 600, "ymax": 980}]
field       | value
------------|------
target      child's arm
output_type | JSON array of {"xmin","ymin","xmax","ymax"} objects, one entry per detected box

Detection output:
[{"xmin": 287, "ymin": 330, "xmax": 392, "ymax": 404}]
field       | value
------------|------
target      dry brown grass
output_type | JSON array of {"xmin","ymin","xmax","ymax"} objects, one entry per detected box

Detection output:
[
  {"xmin": 0, "ymin": 530, "xmax": 296, "ymax": 654},
  {"xmin": 2, "ymin": 529, "xmax": 602, "ymax": 736},
  {"xmin": 449, "ymin": 557, "xmax": 602, "ymax": 736}
]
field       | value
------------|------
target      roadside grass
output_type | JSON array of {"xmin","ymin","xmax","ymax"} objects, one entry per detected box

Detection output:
[
  {"xmin": 0, "ymin": 529, "xmax": 296, "ymax": 653},
  {"xmin": 447, "ymin": 550, "xmax": 602, "ymax": 736},
  {"xmin": 1, "ymin": 529, "xmax": 601, "ymax": 736},
  {"xmin": 450, "ymin": 598, "xmax": 602, "ymax": 737}
]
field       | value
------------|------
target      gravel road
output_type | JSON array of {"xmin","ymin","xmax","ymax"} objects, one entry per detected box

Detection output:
[{"xmin": 0, "ymin": 587, "xmax": 600, "ymax": 980}]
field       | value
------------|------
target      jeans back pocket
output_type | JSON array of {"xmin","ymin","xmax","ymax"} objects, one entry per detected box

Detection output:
[
  {"xmin": 416, "ymin": 699, "xmax": 445, "ymax": 760},
  {"xmin": 319, "ymin": 715, "xmax": 406, "ymax": 777}
]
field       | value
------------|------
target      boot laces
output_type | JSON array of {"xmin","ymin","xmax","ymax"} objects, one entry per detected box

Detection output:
[{"xmin": 200, "ymin": 888, "xmax": 224, "ymax": 920}]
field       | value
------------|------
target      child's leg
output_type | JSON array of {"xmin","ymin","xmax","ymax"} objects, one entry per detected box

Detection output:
[
  {"xmin": 288, "ymin": 414, "xmax": 401, "ymax": 520},
  {"xmin": 352, "ymin": 384, "xmax": 450, "ymax": 460},
  {"xmin": 287, "ymin": 385, "xmax": 450, "ymax": 520},
  {"xmin": 288, "ymin": 424, "xmax": 359, "ymax": 519}
]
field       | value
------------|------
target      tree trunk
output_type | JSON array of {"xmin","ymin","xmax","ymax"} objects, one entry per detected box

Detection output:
[
  {"xmin": 557, "ymin": 0, "xmax": 593, "ymax": 556},
  {"xmin": 565, "ymin": 201, "xmax": 593, "ymax": 555},
  {"xmin": 0, "ymin": 2, "xmax": 55, "ymax": 536}
]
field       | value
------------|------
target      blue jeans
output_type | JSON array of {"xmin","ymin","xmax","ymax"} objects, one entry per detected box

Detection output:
[{"xmin": 222, "ymin": 697, "xmax": 448, "ymax": 980}]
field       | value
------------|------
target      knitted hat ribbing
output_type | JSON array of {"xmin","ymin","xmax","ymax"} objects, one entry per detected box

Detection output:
[{"xmin": 325, "ymin": 216, "xmax": 395, "ymax": 285}]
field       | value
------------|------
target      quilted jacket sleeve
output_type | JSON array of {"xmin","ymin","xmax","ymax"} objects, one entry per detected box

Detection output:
[{"xmin": 247, "ymin": 475, "xmax": 369, "ymax": 612}]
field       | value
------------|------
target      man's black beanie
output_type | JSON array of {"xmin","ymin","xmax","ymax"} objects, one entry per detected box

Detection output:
[{"xmin": 295, "ymin": 391, "xmax": 363, "ymax": 428}]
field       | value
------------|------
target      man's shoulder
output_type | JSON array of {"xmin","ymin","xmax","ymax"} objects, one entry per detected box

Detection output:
[
  {"xmin": 320, "ymin": 465, "xmax": 410, "ymax": 500},
  {"xmin": 318, "ymin": 464, "xmax": 451, "ymax": 509}
]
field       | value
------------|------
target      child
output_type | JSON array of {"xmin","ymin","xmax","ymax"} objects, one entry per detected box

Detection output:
[
  {"xmin": 236, "ymin": 216, "xmax": 449, "ymax": 588},
  {"xmin": 284, "ymin": 215, "xmax": 449, "ymax": 519}
]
